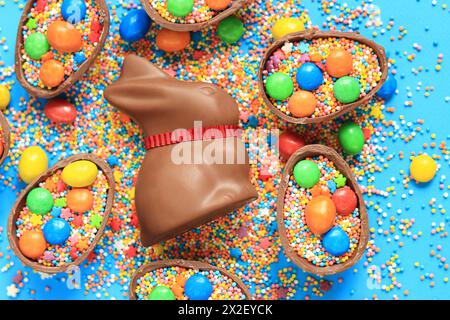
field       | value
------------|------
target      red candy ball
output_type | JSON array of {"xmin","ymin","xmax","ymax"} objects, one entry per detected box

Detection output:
[
  {"xmin": 332, "ymin": 186, "xmax": 357, "ymax": 216},
  {"xmin": 44, "ymin": 99, "xmax": 77, "ymax": 124},
  {"xmin": 279, "ymin": 131, "xmax": 306, "ymax": 160}
]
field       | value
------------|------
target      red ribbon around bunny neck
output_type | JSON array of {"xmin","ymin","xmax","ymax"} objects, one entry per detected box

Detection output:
[{"xmin": 143, "ymin": 125, "xmax": 242, "ymax": 150}]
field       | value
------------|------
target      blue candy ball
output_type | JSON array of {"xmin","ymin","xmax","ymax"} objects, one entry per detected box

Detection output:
[
  {"xmin": 119, "ymin": 9, "xmax": 152, "ymax": 43},
  {"xmin": 296, "ymin": 62, "xmax": 323, "ymax": 91},
  {"xmin": 376, "ymin": 75, "xmax": 397, "ymax": 100},
  {"xmin": 61, "ymin": 0, "xmax": 87, "ymax": 24},
  {"xmin": 184, "ymin": 273, "xmax": 213, "ymax": 300},
  {"xmin": 43, "ymin": 218, "xmax": 71, "ymax": 245},
  {"xmin": 322, "ymin": 227, "xmax": 350, "ymax": 256}
]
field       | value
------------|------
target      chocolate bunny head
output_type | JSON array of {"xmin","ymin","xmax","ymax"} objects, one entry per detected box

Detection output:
[
  {"xmin": 104, "ymin": 54, "xmax": 240, "ymax": 136},
  {"xmin": 104, "ymin": 55, "xmax": 257, "ymax": 246}
]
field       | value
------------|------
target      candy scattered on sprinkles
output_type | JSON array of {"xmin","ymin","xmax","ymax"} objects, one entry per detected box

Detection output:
[
  {"xmin": 263, "ymin": 37, "xmax": 382, "ymax": 118},
  {"xmin": 21, "ymin": 0, "xmax": 104, "ymax": 88},
  {"xmin": 15, "ymin": 169, "xmax": 108, "ymax": 267},
  {"xmin": 135, "ymin": 266, "xmax": 246, "ymax": 300},
  {"xmin": 283, "ymin": 156, "xmax": 361, "ymax": 267}
]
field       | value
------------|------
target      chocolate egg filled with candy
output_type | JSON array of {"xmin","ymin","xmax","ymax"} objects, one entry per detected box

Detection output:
[
  {"xmin": 277, "ymin": 145, "xmax": 368, "ymax": 276},
  {"xmin": 8, "ymin": 154, "xmax": 115, "ymax": 273}
]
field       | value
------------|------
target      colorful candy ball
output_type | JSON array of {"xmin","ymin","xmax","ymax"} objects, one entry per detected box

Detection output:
[
  {"xmin": 184, "ymin": 273, "xmax": 213, "ymax": 300},
  {"xmin": 279, "ymin": 131, "xmax": 306, "ymax": 159},
  {"xmin": 205, "ymin": 0, "xmax": 231, "ymax": 10},
  {"xmin": 305, "ymin": 195, "xmax": 336, "ymax": 235},
  {"xmin": 167, "ymin": 0, "xmax": 194, "ymax": 17},
  {"xmin": 24, "ymin": 32, "xmax": 49, "ymax": 60},
  {"xmin": 61, "ymin": 160, "xmax": 98, "ymax": 187},
  {"xmin": 271, "ymin": 17, "xmax": 304, "ymax": 40},
  {"xmin": 326, "ymin": 49, "xmax": 353, "ymax": 78},
  {"xmin": 322, "ymin": 226, "xmax": 350, "ymax": 256},
  {"xmin": 296, "ymin": 62, "xmax": 323, "ymax": 91},
  {"xmin": 410, "ymin": 154, "xmax": 437, "ymax": 183},
  {"xmin": 217, "ymin": 16, "xmax": 244, "ymax": 44},
  {"xmin": 66, "ymin": 188, "xmax": 94, "ymax": 213},
  {"xmin": 333, "ymin": 76, "xmax": 360, "ymax": 103},
  {"xmin": 293, "ymin": 159, "xmax": 320, "ymax": 188},
  {"xmin": 148, "ymin": 286, "xmax": 176, "ymax": 300},
  {"xmin": 265, "ymin": 72, "xmax": 294, "ymax": 100},
  {"xmin": 332, "ymin": 186, "xmax": 357, "ymax": 216},
  {"xmin": 119, "ymin": 9, "xmax": 151, "ymax": 43},
  {"xmin": 26, "ymin": 187, "xmax": 54, "ymax": 215},
  {"xmin": 40, "ymin": 59, "xmax": 65, "ymax": 88},
  {"xmin": 18, "ymin": 146, "xmax": 48, "ymax": 183},
  {"xmin": 288, "ymin": 90, "xmax": 317, "ymax": 117},
  {"xmin": 376, "ymin": 74, "xmax": 397, "ymax": 100},
  {"xmin": 156, "ymin": 29, "xmax": 190, "ymax": 52},
  {"xmin": 61, "ymin": 0, "xmax": 87, "ymax": 24},
  {"xmin": 338, "ymin": 121, "xmax": 365, "ymax": 155},
  {"xmin": 18, "ymin": 230, "xmax": 47, "ymax": 260},
  {"xmin": 47, "ymin": 21, "xmax": 82, "ymax": 53},
  {"xmin": 44, "ymin": 99, "xmax": 77, "ymax": 124},
  {"xmin": 0, "ymin": 84, "xmax": 11, "ymax": 110},
  {"xmin": 43, "ymin": 218, "xmax": 71, "ymax": 245}
]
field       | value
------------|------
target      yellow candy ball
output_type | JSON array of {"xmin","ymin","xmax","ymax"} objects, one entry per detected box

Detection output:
[
  {"xmin": 18, "ymin": 146, "xmax": 48, "ymax": 183},
  {"xmin": 0, "ymin": 85, "xmax": 11, "ymax": 111},
  {"xmin": 410, "ymin": 154, "xmax": 437, "ymax": 183},
  {"xmin": 272, "ymin": 17, "xmax": 305, "ymax": 40},
  {"xmin": 62, "ymin": 160, "xmax": 98, "ymax": 187}
]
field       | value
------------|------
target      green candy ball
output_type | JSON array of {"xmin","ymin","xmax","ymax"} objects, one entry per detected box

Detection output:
[
  {"xmin": 338, "ymin": 121, "xmax": 365, "ymax": 155},
  {"xmin": 333, "ymin": 76, "xmax": 360, "ymax": 103},
  {"xmin": 217, "ymin": 16, "xmax": 244, "ymax": 44},
  {"xmin": 26, "ymin": 187, "xmax": 54, "ymax": 215},
  {"xmin": 148, "ymin": 285, "xmax": 176, "ymax": 300},
  {"xmin": 265, "ymin": 72, "xmax": 294, "ymax": 101},
  {"xmin": 167, "ymin": 0, "xmax": 194, "ymax": 17},
  {"xmin": 24, "ymin": 33, "xmax": 49, "ymax": 60},
  {"xmin": 293, "ymin": 160, "xmax": 320, "ymax": 188}
]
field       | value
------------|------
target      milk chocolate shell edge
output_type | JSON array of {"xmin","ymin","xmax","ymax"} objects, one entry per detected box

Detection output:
[
  {"xmin": 14, "ymin": 0, "xmax": 110, "ymax": 99},
  {"xmin": 7, "ymin": 153, "xmax": 115, "ymax": 274},
  {"xmin": 276, "ymin": 144, "xmax": 369, "ymax": 276},
  {"xmin": 258, "ymin": 29, "xmax": 388, "ymax": 125},
  {"xmin": 139, "ymin": 0, "xmax": 246, "ymax": 31},
  {"xmin": 129, "ymin": 259, "xmax": 252, "ymax": 300},
  {"xmin": 0, "ymin": 111, "xmax": 10, "ymax": 167}
]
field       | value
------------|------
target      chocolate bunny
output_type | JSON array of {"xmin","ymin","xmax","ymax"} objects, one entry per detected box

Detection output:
[{"xmin": 104, "ymin": 55, "xmax": 257, "ymax": 246}]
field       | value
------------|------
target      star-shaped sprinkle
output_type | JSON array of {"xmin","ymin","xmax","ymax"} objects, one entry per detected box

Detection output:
[
  {"xmin": 90, "ymin": 214, "xmax": 102, "ymax": 228},
  {"xmin": 72, "ymin": 214, "xmax": 84, "ymax": 227},
  {"xmin": 60, "ymin": 208, "xmax": 72, "ymax": 220},
  {"xmin": 30, "ymin": 214, "xmax": 43, "ymax": 227},
  {"xmin": 110, "ymin": 217, "xmax": 121, "ymax": 232},
  {"xmin": 26, "ymin": 18, "xmax": 37, "ymax": 30},
  {"xmin": 334, "ymin": 174, "xmax": 347, "ymax": 188},
  {"xmin": 55, "ymin": 198, "xmax": 66, "ymax": 208},
  {"xmin": 43, "ymin": 251, "xmax": 54, "ymax": 262},
  {"xmin": 76, "ymin": 239, "xmax": 89, "ymax": 251},
  {"xmin": 126, "ymin": 246, "xmax": 137, "ymax": 258},
  {"xmin": 51, "ymin": 207, "xmax": 61, "ymax": 217},
  {"xmin": 68, "ymin": 235, "xmax": 79, "ymax": 245},
  {"xmin": 6, "ymin": 284, "xmax": 19, "ymax": 298}
]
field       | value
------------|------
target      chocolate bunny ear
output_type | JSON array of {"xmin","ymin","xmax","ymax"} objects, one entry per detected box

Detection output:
[{"xmin": 118, "ymin": 54, "xmax": 172, "ymax": 82}]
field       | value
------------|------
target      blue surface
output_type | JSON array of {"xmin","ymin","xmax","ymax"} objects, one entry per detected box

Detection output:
[{"xmin": 1, "ymin": 0, "xmax": 450, "ymax": 300}]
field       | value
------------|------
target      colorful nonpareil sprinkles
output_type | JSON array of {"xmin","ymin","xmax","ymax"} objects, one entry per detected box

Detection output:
[
  {"xmin": 263, "ymin": 37, "xmax": 382, "ymax": 118},
  {"xmin": 135, "ymin": 266, "xmax": 246, "ymax": 300},
  {"xmin": 151, "ymin": 0, "xmax": 233, "ymax": 24},
  {"xmin": 283, "ymin": 156, "xmax": 361, "ymax": 267},
  {"xmin": 15, "ymin": 167, "xmax": 108, "ymax": 267},
  {"xmin": 20, "ymin": 0, "xmax": 104, "ymax": 89}
]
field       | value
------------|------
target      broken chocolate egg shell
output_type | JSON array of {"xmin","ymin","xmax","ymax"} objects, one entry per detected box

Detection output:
[
  {"xmin": 7, "ymin": 153, "xmax": 115, "ymax": 274},
  {"xmin": 258, "ymin": 29, "xmax": 388, "ymax": 125},
  {"xmin": 276, "ymin": 144, "xmax": 369, "ymax": 276},
  {"xmin": 14, "ymin": 0, "xmax": 110, "ymax": 99},
  {"xmin": 129, "ymin": 259, "xmax": 252, "ymax": 299}
]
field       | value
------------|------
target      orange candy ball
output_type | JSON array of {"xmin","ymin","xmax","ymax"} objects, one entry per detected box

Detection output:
[
  {"xmin": 288, "ymin": 90, "xmax": 317, "ymax": 117},
  {"xmin": 156, "ymin": 29, "xmax": 190, "ymax": 52},
  {"xmin": 18, "ymin": 230, "xmax": 47, "ymax": 260},
  {"xmin": 206, "ymin": 0, "xmax": 231, "ymax": 10},
  {"xmin": 305, "ymin": 195, "xmax": 336, "ymax": 235},
  {"xmin": 40, "ymin": 59, "xmax": 65, "ymax": 87},
  {"xmin": 47, "ymin": 21, "xmax": 82, "ymax": 53},
  {"xmin": 326, "ymin": 49, "xmax": 353, "ymax": 78},
  {"xmin": 66, "ymin": 188, "xmax": 94, "ymax": 213}
]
